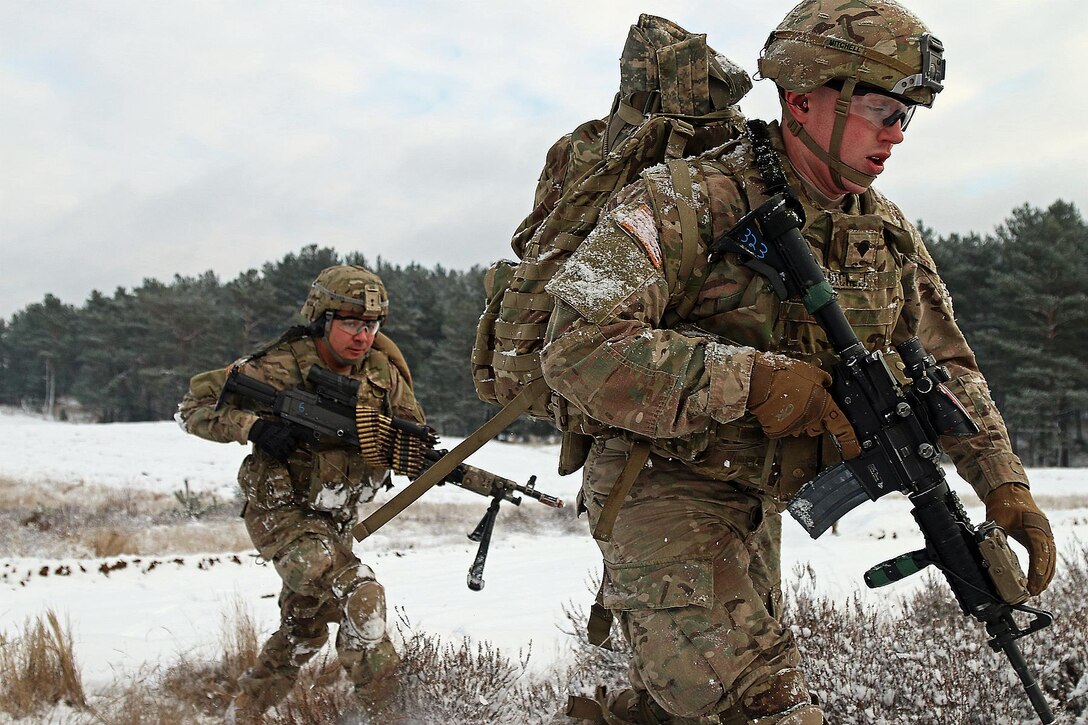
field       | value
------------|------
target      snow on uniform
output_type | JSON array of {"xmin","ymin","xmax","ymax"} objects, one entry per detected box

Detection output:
[
  {"xmin": 540, "ymin": 122, "xmax": 1026, "ymax": 721},
  {"xmin": 178, "ymin": 334, "xmax": 424, "ymax": 712}
]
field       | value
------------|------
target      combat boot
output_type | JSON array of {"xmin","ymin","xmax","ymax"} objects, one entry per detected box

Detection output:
[
  {"xmin": 747, "ymin": 705, "xmax": 822, "ymax": 725},
  {"xmin": 348, "ymin": 639, "xmax": 401, "ymax": 719},
  {"xmin": 717, "ymin": 669, "xmax": 822, "ymax": 725},
  {"xmin": 224, "ymin": 691, "xmax": 263, "ymax": 725},
  {"xmin": 561, "ymin": 686, "xmax": 708, "ymax": 724}
]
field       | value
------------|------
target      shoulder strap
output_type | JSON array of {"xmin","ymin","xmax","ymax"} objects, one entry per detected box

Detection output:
[
  {"xmin": 232, "ymin": 322, "xmax": 321, "ymax": 370},
  {"xmin": 372, "ymin": 332, "xmax": 414, "ymax": 388},
  {"xmin": 666, "ymin": 158, "xmax": 704, "ymax": 321},
  {"xmin": 352, "ymin": 377, "xmax": 551, "ymax": 542},
  {"xmin": 665, "ymin": 121, "xmax": 797, "ymax": 324}
]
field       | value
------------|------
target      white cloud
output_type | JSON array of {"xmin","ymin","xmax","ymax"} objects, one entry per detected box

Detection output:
[{"xmin": 2, "ymin": 0, "xmax": 1086, "ymax": 316}]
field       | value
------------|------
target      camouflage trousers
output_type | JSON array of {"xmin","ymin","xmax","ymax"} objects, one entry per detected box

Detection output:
[
  {"xmin": 583, "ymin": 437, "xmax": 801, "ymax": 721},
  {"xmin": 238, "ymin": 506, "xmax": 400, "ymax": 712}
]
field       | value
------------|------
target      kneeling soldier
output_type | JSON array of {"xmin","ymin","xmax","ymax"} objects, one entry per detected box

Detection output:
[{"xmin": 178, "ymin": 264, "xmax": 423, "ymax": 722}]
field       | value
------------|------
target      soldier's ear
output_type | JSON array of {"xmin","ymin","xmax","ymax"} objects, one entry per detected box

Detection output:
[{"xmin": 784, "ymin": 91, "xmax": 811, "ymax": 122}]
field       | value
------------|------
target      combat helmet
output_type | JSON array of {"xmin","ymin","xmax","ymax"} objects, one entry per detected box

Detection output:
[
  {"xmin": 301, "ymin": 264, "xmax": 389, "ymax": 325},
  {"xmin": 757, "ymin": 0, "xmax": 946, "ymax": 189}
]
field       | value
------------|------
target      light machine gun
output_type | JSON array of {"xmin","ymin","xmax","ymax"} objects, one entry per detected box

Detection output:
[
  {"xmin": 714, "ymin": 194, "xmax": 1055, "ymax": 724},
  {"xmin": 218, "ymin": 365, "xmax": 563, "ymax": 591}
]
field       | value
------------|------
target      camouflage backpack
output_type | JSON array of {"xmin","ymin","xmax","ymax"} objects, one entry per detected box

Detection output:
[{"xmin": 472, "ymin": 14, "xmax": 752, "ymax": 473}]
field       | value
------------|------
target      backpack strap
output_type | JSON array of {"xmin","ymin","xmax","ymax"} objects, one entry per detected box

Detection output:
[
  {"xmin": 605, "ymin": 93, "xmax": 652, "ymax": 155},
  {"xmin": 230, "ymin": 322, "xmax": 323, "ymax": 370},
  {"xmin": 664, "ymin": 118, "xmax": 695, "ymax": 160},
  {"xmin": 352, "ymin": 377, "xmax": 550, "ymax": 541},
  {"xmin": 372, "ymin": 332, "xmax": 413, "ymax": 388},
  {"xmin": 666, "ymin": 158, "xmax": 704, "ymax": 321},
  {"xmin": 591, "ymin": 440, "xmax": 651, "ymax": 543},
  {"xmin": 587, "ymin": 579, "xmax": 616, "ymax": 650}
]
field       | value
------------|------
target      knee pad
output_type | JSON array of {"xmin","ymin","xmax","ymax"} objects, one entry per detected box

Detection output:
[
  {"xmin": 331, "ymin": 562, "xmax": 378, "ymax": 599},
  {"xmin": 272, "ymin": 535, "xmax": 337, "ymax": 599},
  {"xmin": 335, "ymin": 570, "xmax": 387, "ymax": 649}
]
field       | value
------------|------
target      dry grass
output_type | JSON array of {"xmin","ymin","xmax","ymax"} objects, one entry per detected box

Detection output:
[
  {"xmin": 0, "ymin": 477, "xmax": 249, "ymax": 558},
  {"xmin": 8, "ymin": 544, "xmax": 1088, "ymax": 724},
  {"xmin": 86, "ymin": 596, "xmax": 262, "ymax": 724},
  {"xmin": 1, "ymin": 476, "xmax": 576, "ymax": 560},
  {"xmin": 0, "ymin": 610, "xmax": 87, "ymax": 719},
  {"xmin": 4, "ymin": 466, "xmax": 1084, "ymax": 723}
]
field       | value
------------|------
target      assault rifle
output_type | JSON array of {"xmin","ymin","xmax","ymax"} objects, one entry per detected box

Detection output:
[
  {"xmin": 217, "ymin": 365, "xmax": 563, "ymax": 591},
  {"xmin": 714, "ymin": 194, "xmax": 1056, "ymax": 724}
]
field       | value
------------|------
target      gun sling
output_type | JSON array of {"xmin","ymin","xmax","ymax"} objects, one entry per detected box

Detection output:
[{"xmin": 352, "ymin": 377, "xmax": 551, "ymax": 541}]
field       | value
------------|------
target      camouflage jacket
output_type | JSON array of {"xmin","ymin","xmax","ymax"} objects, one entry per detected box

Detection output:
[
  {"xmin": 541, "ymin": 122, "xmax": 1026, "ymax": 503},
  {"xmin": 178, "ymin": 336, "xmax": 425, "ymax": 523}
]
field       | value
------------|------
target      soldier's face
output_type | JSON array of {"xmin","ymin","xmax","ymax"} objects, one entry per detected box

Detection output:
[
  {"xmin": 326, "ymin": 316, "xmax": 378, "ymax": 362},
  {"xmin": 787, "ymin": 85, "xmax": 906, "ymax": 195}
]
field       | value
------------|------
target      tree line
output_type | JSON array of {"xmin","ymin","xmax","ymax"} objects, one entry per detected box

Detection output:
[
  {"xmin": 1, "ymin": 200, "xmax": 1084, "ymax": 465},
  {"xmin": 922, "ymin": 201, "xmax": 1087, "ymax": 467}
]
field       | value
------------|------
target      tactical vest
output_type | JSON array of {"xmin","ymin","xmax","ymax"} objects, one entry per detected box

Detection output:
[{"xmin": 638, "ymin": 122, "xmax": 918, "ymax": 502}]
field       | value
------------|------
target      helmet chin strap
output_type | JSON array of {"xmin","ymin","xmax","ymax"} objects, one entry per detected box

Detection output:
[{"xmin": 784, "ymin": 78, "xmax": 877, "ymax": 191}]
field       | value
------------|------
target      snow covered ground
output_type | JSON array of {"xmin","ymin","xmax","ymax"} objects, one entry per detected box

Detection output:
[{"xmin": 1, "ymin": 408, "xmax": 1085, "ymax": 692}]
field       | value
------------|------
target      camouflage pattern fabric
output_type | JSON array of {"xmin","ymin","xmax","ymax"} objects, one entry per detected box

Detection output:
[
  {"xmin": 473, "ymin": 13, "xmax": 750, "ymax": 437},
  {"xmin": 758, "ymin": 0, "xmax": 942, "ymax": 107},
  {"xmin": 543, "ymin": 121, "xmax": 1027, "ymax": 504},
  {"xmin": 178, "ymin": 335, "xmax": 423, "ymax": 709},
  {"xmin": 236, "ymin": 523, "xmax": 400, "ymax": 710},
  {"xmin": 583, "ymin": 438, "xmax": 798, "ymax": 719},
  {"xmin": 300, "ymin": 264, "xmax": 389, "ymax": 322},
  {"xmin": 541, "ymin": 122, "xmax": 1027, "ymax": 721}
]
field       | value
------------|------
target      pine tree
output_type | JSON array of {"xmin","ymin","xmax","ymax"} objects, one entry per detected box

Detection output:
[
  {"xmin": 986, "ymin": 201, "xmax": 1088, "ymax": 465},
  {"xmin": 2, "ymin": 295, "xmax": 78, "ymax": 417}
]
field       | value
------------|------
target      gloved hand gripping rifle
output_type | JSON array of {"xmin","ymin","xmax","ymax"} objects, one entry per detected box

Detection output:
[
  {"xmin": 714, "ymin": 194, "xmax": 1056, "ymax": 724},
  {"xmin": 217, "ymin": 365, "xmax": 563, "ymax": 591}
]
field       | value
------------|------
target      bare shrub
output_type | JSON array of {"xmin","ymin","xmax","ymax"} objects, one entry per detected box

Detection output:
[
  {"xmin": 0, "ymin": 610, "xmax": 86, "ymax": 718},
  {"xmin": 550, "ymin": 545, "xmax": 1088, "ymax": 725},
  {"xmin": 91, "ymin": 528, "xmax": 136, "ymax": 557},
  {"xmin": 394, "ymin": 622, "xmax": 531, "ymax": 721},
  {"xmin": 88, "ymin": 668, "xmax": 198, "ymax": 725},
  {"xmin": 173, "ymin": 480, "xmax": 219, "ymax": 519},
  {"xmin": 253, "ymin": 609, "xmax": 556, "ymax": 724},
  {"xmin": 132, "ymin": 521, "xmax": 251, "ymax": 556},
  {"xmin": 786, "ymin": 548, "xmax": 1088, "ymax": 724}
]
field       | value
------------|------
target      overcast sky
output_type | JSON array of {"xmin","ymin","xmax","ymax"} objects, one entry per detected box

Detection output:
[{"xmin": 2, "ymin": 1, "xmax": 1086, "ymax": 318}]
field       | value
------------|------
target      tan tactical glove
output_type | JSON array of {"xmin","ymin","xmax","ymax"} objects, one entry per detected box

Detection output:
[
  {"xmin": 984, "ymin": 483, "xmax": 1055, "ymax": 596},
  {"xmin": 747, "ymin": 352, "xmax": 862, "ymax": 459}
]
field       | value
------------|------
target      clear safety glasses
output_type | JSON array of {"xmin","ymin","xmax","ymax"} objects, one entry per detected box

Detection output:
[
  {"xmin": 334, "ymin": 316, "xmax": 381, "ymax": 335},
  {"xmin": 849, "ymin": 92, "xmax": 917, "ymax": 131}
]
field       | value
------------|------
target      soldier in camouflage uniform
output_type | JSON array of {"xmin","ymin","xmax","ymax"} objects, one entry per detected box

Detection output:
[
  {"xmin": 178, "ymin": 265, "xmax": 424, "ymax": 723},
  {"xmin": 540, "ymin": 2, "xmax": 1056, "ymax": 724}
]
